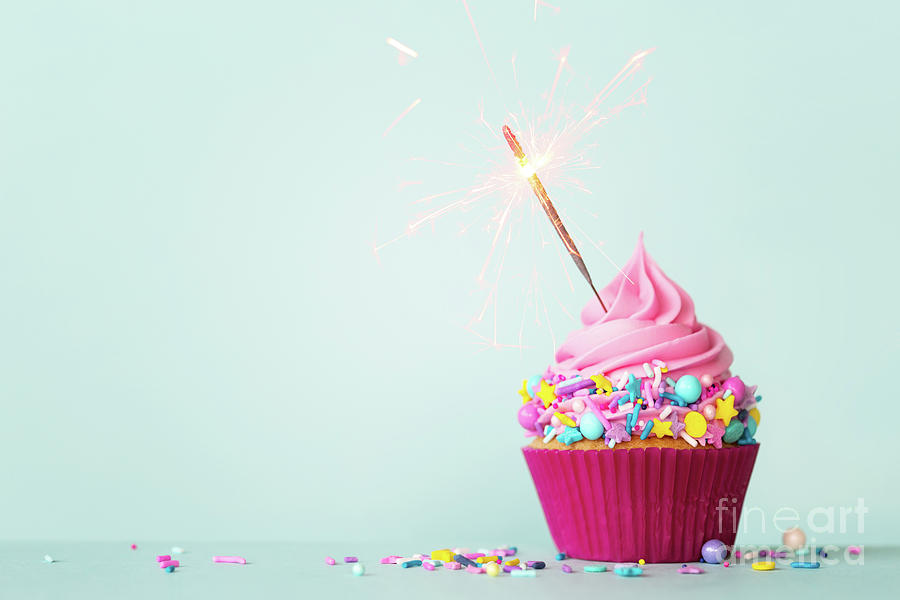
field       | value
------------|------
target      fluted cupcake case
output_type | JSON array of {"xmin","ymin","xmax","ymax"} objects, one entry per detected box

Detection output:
[{"xmin": 523, "ymin": 444, "xmax": 759, "ymax": 563}]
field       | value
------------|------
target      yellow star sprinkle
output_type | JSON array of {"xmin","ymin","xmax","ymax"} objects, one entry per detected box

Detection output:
[
  {"xmin": 590, "ymin": 374, "xmax": 613, "ymax": 394},
  {"xmin": 650, "ymin": 418, "xmax": 674, "ymax": 438},
  {"xmin": 519, "ymin": 380, "xmax": 531, "ymax": 404},
  {"xmin": 716, "ymin": 396, "xmax": 739, "ymax": 426},
  {"xmin": 536, "ymin": 380, "xmax": 556, "ymax": 408}
]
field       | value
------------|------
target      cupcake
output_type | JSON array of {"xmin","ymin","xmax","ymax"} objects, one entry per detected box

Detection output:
[{"xmin": 518, "ymin": 235, "xmax": 760, "ymax": 563}]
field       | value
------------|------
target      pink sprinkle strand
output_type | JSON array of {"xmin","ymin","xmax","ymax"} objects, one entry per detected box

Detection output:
[
  {"xmin": 423, "ymin": 561, "xmax": 435, "ymax": 571},
  {"xmin": 213, "ymin": 556, "xmax": 247, "ymax": 564},
  {"xmin": 156, "ymin": 555, "xmax": 171, "ymax": 562},
  {"xmin": 325, "ymin": 556, "xmax": 336, "ymax": 565},
  {"xmin": 159, "ymin": 560, "xmax": 179, "ymax": 569}
]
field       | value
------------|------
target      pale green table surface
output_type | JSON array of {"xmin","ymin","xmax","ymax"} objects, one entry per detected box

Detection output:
[{"xmin": 6, "ymin": 542, "xmax": 895, "ymax": 599}]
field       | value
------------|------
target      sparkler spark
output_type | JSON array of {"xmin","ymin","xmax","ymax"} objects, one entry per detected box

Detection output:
[
  {"xmin": 534, "ymin": 0, "xmax": 561, "ymax": 21},
  {"xmin": 502, "ymin": 124, "xmax": 607, "ymax": 312},
  {"xmin": 382, "ymin": 98, "xmax": 421, "ymax": 138},
  {"xmin": 386, "ymin": 37, "xmax": 418, "ymax": 58}
]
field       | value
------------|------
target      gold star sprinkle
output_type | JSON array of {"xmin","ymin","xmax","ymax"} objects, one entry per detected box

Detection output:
[
  {"xmin": 519, "ymin": 380, "xmax": 531, "ymax": 404},
  {"xmin": 536, "ymin": 380, "xmax": 556, "ymax": 408},
  {"xmin": 716, "ymin": 396, "xmax": 739, "ymax": 426},
  {"xmin": 650, "ymin": 418, "xmax": 674, "ymax": 438}
]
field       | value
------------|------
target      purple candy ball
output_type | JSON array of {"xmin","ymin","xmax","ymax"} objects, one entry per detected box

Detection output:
[
  {"xmin": 723, "ymin": 377, "xmax": 745, "ymax": 402},
  {"xmin": 518, "ymin": 403, "xmax": 540, "ymax": 430},
  {"xmin": 701, "ymin": 539, "xmax": 727, "ymax": 564}
]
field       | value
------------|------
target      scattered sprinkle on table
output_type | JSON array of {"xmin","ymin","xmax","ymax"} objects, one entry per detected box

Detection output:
[
  {"xmin": 678, "ymin": 565, "xmax": 704, "ymax": 574},
  {"xmin": 614, "ymin": 564, "xmax": 643, "ymax": 577},
  {"xmin": 511, "ymin": 569, "xmax": 536, "ymax": 577}
]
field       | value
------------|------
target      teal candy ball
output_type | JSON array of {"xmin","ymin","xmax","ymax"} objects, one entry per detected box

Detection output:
[
  {"xmin": 579, "ymin": 412, "xmax": 605, "ymax": 440},
  {"xmin": 723, "ymin": 420, "xmax": 745, "ymax": 443},
  {"xmin": 674, "ymin": 375, "xmax": 702, "ymax": 403}
]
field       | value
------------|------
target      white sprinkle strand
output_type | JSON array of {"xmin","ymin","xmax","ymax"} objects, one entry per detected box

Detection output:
[{"xmin": 680, "ymin": 431, "xmax": 698, "ymax": 447}]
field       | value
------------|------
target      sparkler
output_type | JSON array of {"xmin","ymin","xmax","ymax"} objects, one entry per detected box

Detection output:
[
  {"xmin": 379, "ymin": 12, "xmax": 654, "ymax": 348},
  {"xmin": 502, "ymin": 124, "xmax": 607, "ymax": 312}
]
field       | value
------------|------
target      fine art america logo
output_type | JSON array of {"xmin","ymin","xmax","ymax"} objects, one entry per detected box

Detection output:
[{"xmin": 716, "ymin": 497, "xmax": 867, "ymax": 564}]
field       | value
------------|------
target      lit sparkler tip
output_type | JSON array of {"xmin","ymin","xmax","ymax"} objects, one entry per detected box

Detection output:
[
  {"xmin": 501, "ymin": 124, "xmax": 608, "ymax": 313},
  {"xmin": 502, "ymin": 125, "xmax": 525, "ymax": 161}
]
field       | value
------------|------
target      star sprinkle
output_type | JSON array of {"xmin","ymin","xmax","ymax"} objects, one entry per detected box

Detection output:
[
  {"xmin": 557, "ymin": 426, "xmax": 584, "ymax": 446},
  {"xmin": 605, "ymin": 422, "xmax": 631, "ymax": 443},
  {"xmin": 667, "ymin": 418, "xmax": 685, "ymax": 438},
  {"xmin": 650, "ymin": 418, "xmax": 674, "ymax": 438},
  {"xmin": 519, "ymin": 380, "xmax": 531, "ymax": 404},
  {"xmin": 624, "ymin": 374, "xmax": 642, "ymax": 403},
  {"xmin": 590, "ymin": 373, "xmax": 613, "ymax": 394},
  {"xmin": 536, "ymin": 380, "xmax": 556, "ymax": 409},
  {"xmin": 705, "ymin": 422, "xmax": 725, "ymax": 449},
  {"xmin": 716, "ymin": 396, "xmax": 739, "ymax": 426}
]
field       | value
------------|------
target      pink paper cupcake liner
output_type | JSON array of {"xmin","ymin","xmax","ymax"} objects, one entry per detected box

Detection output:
[{"xmin": 523, "ymin": 444, "xmax": 759, "ymax": 563}]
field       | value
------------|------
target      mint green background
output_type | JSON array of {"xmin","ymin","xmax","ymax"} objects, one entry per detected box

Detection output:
[{"xmin": 0, "ymin": 0, "xmax": 896, "ymax": 548}]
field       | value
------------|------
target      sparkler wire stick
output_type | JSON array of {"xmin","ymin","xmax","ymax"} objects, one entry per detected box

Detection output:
[{"xmin": 502, "ymin": 125, "xmax": 607, "ymax": 312}]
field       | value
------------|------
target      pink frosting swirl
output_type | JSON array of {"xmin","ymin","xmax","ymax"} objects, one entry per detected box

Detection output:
[{"xmin": 553, "ymin": 234, "xmax": 733, "ymax": 381}]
